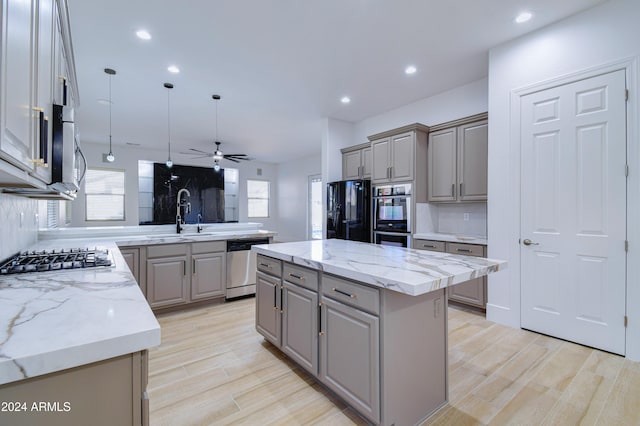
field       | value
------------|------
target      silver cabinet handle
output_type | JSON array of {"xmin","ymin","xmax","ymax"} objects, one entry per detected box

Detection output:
[
  {"xmin": 457, "ymin": 248, "xmax": 472, "ymax": 253},
  {"xmin": 288, "ymin": 273, "xmax": 305, "ymax": 281},
  {"xmin": 523, "ymin": 239, "xmax": 539, "ymax": 246},
  {"xmin": 451, "ymin": 183, "xmax": 455, "ymax": 197},
  {"xmin": 423, "ymin": 244, "xmax": 436, "ymax": 249},
  {"xmin": 259, "ymin": 262, "xmax": 272, "ymax": 269},
  {"xmin": 460, "ymin": 182, "xmax": 464, "ymax": 197}
]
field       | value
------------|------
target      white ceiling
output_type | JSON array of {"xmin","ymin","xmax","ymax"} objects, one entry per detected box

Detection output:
[{"xmin": 67, "ymin": 0, "xmax": 607, "ymax": 164}]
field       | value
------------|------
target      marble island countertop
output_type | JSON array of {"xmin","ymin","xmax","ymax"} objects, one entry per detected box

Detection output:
[
  {"xmin": 0, "ymin": 240, "xmax": 160, "ymax": 386},
  {"xmin": 253, "ymin": 239, "xmax": 506, "ymax": 296}
]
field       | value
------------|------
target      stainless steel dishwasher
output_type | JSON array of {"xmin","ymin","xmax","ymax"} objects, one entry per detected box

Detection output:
[{"xmin": 226, "ymin": 238, "xmax": 270, "ymax": 299}]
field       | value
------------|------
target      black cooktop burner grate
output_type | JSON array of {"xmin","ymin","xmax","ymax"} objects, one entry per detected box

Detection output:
[{"xmin": 0, "ymin": 248, "xmax": 113, "ymax": 275}]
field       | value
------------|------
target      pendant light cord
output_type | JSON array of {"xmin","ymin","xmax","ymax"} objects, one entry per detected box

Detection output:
[
  {"xmin": 167, "ymin": 88, "xmax": 171, "ymax": 161},
  {"xmin": 108, "ymin": 73, "xmax": 113, "ymax": 154}
]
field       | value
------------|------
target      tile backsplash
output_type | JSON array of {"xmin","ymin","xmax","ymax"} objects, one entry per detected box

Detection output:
[
  {"xmin": 0, "ymin": 194, "xmax": 38, "ymax": 260},
  {"xmin": 415, "ymin": 202, "xmax": 487, "ymax": 237}
]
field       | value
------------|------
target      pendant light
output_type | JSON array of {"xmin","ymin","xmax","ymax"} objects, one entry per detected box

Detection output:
[
  {"xmin": 164, "ymin": 83, "xmax": 174, "ymax": 168},
  {"xmin": 104, "ymin": 68, "xmax": 116, "ymax": 162},
  {"xmin": 212, "ymin": 94, "xmax": 221, "ymax": 172}
]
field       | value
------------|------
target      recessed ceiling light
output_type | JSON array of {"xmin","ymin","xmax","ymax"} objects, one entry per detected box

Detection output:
[
  {"xmin": 341, "ymin": 96, "xmax": 351, "ymax": 104},
  {"xmin": 168, "ymin": 65, "xmax": 180, "ymax": 74},
  {"xmin": 136, "ymin": 30, "xmax": 151, "ymax": 40},
  {"xmin": 515, "ymin": 11, "xmax": 533, "ymax": 23},
  {"xmin": 405, "ymin": 65, "xmax": 417, "ymax": 75}
]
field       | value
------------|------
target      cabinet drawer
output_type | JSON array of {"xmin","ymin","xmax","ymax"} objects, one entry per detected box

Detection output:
[
  {"xmin": 322, "ymin": 274, "xmax": 379, "ymax": 315},
  {"xmin": 147, "ymin": 243, "xmax": 188, "ymax": 258},
  {"xmin": 413, "ymin": 239, "xmax": 446, "ymax": 252},
  {"xmin": 192, "ymin": 240, "xmax": 225, "ymax": 254},
  {"xmin": 283, "ymin": 262, "xmax": 318, "ymax": 291},
  {"xmin": 257, "ymin": 254, "xmax": 282, "ymax": 277},
  {"xmin": 446, "ymin": 242, "xmax": 484, "ymax": 257}
]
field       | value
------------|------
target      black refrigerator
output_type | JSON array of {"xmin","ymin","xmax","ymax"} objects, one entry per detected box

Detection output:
[{"xmin": 326, "ymin": 179, "xmax": 371, "ymax": 242}]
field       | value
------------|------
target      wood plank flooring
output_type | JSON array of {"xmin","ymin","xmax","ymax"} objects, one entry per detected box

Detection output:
[{"xmin": 148, "ymin": 298, "xmax": 640, "ymax": 425}]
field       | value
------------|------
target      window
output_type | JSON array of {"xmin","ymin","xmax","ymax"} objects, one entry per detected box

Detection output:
[
  {"xmin": 85, "ymin": 168, "xmax": 125, "ymax": 221},
  {"xmin": 309, "ymin": 175, "xmax": 322, "ymax": 239},
  {"xmin": 247, "ymin": 179, "xmax": 269, "ymax": 218}
]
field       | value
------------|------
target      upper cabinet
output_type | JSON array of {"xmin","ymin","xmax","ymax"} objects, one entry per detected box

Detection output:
[
  {"xmin": 427, "ymin": 113, "xmax": 488, "ymax": 202},
  {"xmin": 368, "ymin": 124, "xmax": 429, "ymax": 187},
  {"xmin": 0, "ymin": 0, "xmax": 78, "ymax": 188},
  {"xmin": 341, "ymin": 142, "xmax": 371, "ymax": 180}
]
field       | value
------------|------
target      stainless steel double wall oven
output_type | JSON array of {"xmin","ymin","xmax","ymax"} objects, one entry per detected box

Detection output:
[{"xmin": 372, "ymin": 183, "xmax": 412, "ymax": 248}]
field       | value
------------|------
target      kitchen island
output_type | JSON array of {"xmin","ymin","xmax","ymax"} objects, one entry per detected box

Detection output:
[{"xmin": 252, "ymin": 239, "xmax": 506, "ymax": 425}]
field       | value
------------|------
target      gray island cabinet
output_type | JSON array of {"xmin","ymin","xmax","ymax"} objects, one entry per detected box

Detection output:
[{"xmin": 253, "ymin": 239, "xmax": 506, "ymax": 425}]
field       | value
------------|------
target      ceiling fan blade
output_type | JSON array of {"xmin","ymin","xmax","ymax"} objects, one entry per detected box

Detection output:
[
  {"xmin": 224, "ymin": 158, "xmax": 240, "ymax": 163},
  {"xmin": 189, "ymin": 148, "xmax": 211, "ymax": 154},
  {"xmin": 190, "ymin": 155, "xmax": 216, "ymax": 159},
  {"xmin": 224, "ymin": 154, "xmax": 248, "ymax": 157}
]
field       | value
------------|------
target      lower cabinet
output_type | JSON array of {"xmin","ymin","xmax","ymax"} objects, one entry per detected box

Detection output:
[
  {"xmin": 191, "ymin": 252, "xmax": 225, "ymax": 300},
  {"xmin": 320, "ymin": 296, "xmax": 380, "ymax": 423},
  {"xmin": 413, "ymin": 238, "xmax": 487, "ymax": 309},
  {"xmin": 256, "ymin": 271, "xmax": 281, "ymax": 345},
  {"xmin": 146, "ymin": 255, "xmax": 188, "ymax": 309},
  {"xmin": 0, "ymin": 351, "xmax": 149, "ymax": 426},
  {"xmin": 134, "ymin": 241, "xmax": 226, "ymax": 310},
  {"xmin": 119, "ymin": 247, "xmax": 140, "ymax": 284},
  {"xmin": 255, "ymin": 255, "xmax": 447, "ymax": 425}
]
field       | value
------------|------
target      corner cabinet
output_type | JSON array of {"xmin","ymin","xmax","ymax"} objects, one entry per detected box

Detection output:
[
  {"xmin": 428, "ymin": 113, "xmax": 488, "ymax": 202},
  {"xmin": 255, "ymin": 254, "xmax": 447, "ymax": 425},
  {"xmin": 413, "ymin": 238, "xmax": 487, "ymax": 310},
  {"xmin": 341, "ymin": 142, "xmax": 371, "ymax": 180},
  {"xmin": 369, "ymin": 124, "xmax": 429, "ymax": 185}
]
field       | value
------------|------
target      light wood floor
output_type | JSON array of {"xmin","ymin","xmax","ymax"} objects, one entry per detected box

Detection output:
[{"xmin": 148, "ymin": 298, "xmax": 640, "ymax": 425}]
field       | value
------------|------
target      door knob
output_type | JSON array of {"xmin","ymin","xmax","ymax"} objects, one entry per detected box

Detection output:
[{"xmin": 523, "ymin": 239, "xmax": 539, "ymax": 246}]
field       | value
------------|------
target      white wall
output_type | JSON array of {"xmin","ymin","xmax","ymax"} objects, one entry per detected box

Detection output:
[
  {"xmin": 0, "ymin": 194, "xmax": 38, "ymax": 260},
  {"xmin": 487, "ymin": 0, "xmax": 640, "ymax": 359},
  {"xmin": 352, "ymin": 78, "xmax": 488, "ymax": 144},
  {"xmin": 321, "ymin": 118, "xmax": 355, "ymax": 184},
  {"xmin": 277, "ymin": 153, "xmax": 321, "ymax": 242},
  {"xmin": 71, "ymin": 142, "xmax": 280, "ymax": 232}
]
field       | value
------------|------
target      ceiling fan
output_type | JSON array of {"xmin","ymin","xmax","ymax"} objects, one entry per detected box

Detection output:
[{"xmin": 181, "ymin": 95, "xmax": 250, "ymax": 170}]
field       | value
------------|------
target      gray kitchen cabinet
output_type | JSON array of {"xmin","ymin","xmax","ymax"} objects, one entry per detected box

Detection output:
[
  {"xmin": 320, "ymin": 295, "xmax": 380, "ymax": 424},
  {"xmin": 281, "ymin": 281, "xmax": 318, "ymax": 374},
  {"xmin": 413, "ymin": 239, "xmax": 487, "ymax": 309},
  {"xmin": 371, "ymin": 132, "xmax": 414, "ymax": 183},
  {"xmin": 146, "ymin": 255, "xmax": 189, "ymax": 309},
  {"xmin": 120, "ymin": 247, "xmax": 140, "ymax": 284},
  {"xmin": 369, "ymin": 124, "xmax": 429, "ymax": 189},
  {"xmin": 142, "ymin": 241, "xmax": 226, "ymax": 310},
  {"xmin": 191, "ymin": 241, "xmax": 226, "ymax": 300},
  {"xmin": 145, "ymin": 243, "xmax": 189, "ymax": 309},
  {"xmin": 428, "ymin": 113, "xmax": 488, "ymax": 202},
  {"xmin": 191, "ymin": 252, "xmax": 225, "ymax": 300},
  {"xmin": 341, "ymin": 143, "xmax": 371, "ymax": 180},
  {"xmin": 256, "ymin": 271, "xmax": 282, "ymax": 346},
  {"xmin": 0, "ymin": 351, "xmax": 149, "ymax": 426}
]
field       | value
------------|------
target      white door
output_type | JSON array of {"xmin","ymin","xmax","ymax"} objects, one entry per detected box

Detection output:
[{"xmin": 520, "ymin": 70, "xmax": 627, "ymax": 355}]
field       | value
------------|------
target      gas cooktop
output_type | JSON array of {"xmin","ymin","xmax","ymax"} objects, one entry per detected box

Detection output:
[{"xmin": 0, "ymin": 248, "xmax": 114, "ymax": 275}]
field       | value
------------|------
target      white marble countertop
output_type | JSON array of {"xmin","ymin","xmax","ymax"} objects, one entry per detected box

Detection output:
[
  {"xmin": 253, "ymin": 239, "xmax": 506, "ymax": 296},
  {"xmin": 413, "ymin": 232, "xmax": 488, "ymax": 245},
  {"xmin": 114, "ymin": 229, "xmax": 276, "ymax": 247},
  {"xmin": 0, "ymin": 240, "xmax": 160, "ymax": 386}
]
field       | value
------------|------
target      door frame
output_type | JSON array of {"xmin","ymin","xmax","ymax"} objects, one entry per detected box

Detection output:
[{"xmin": 507, "ymin": 57, "xmax": 639, "ymax": 358}]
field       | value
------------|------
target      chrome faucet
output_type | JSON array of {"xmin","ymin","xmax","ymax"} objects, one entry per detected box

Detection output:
[
  {"xmin": 176, "ymin": 188, "xmax": 191, "ymax": 234},
  {"xmin": 197, "ymin": 213, "xmax": 203, "ymax": 233}
]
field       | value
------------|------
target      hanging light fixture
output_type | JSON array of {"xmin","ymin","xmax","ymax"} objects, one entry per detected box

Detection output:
[
  {"xmin": 164, "ymin": 83, "xmax": 174, "ymax": 168},
  {"xmin": 104, "ymin": 68, "xmax": 116, "ymax": 162},
  {"xmin": 212, "ymin": 94, "xmax": 221, "ymax": 171}
]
